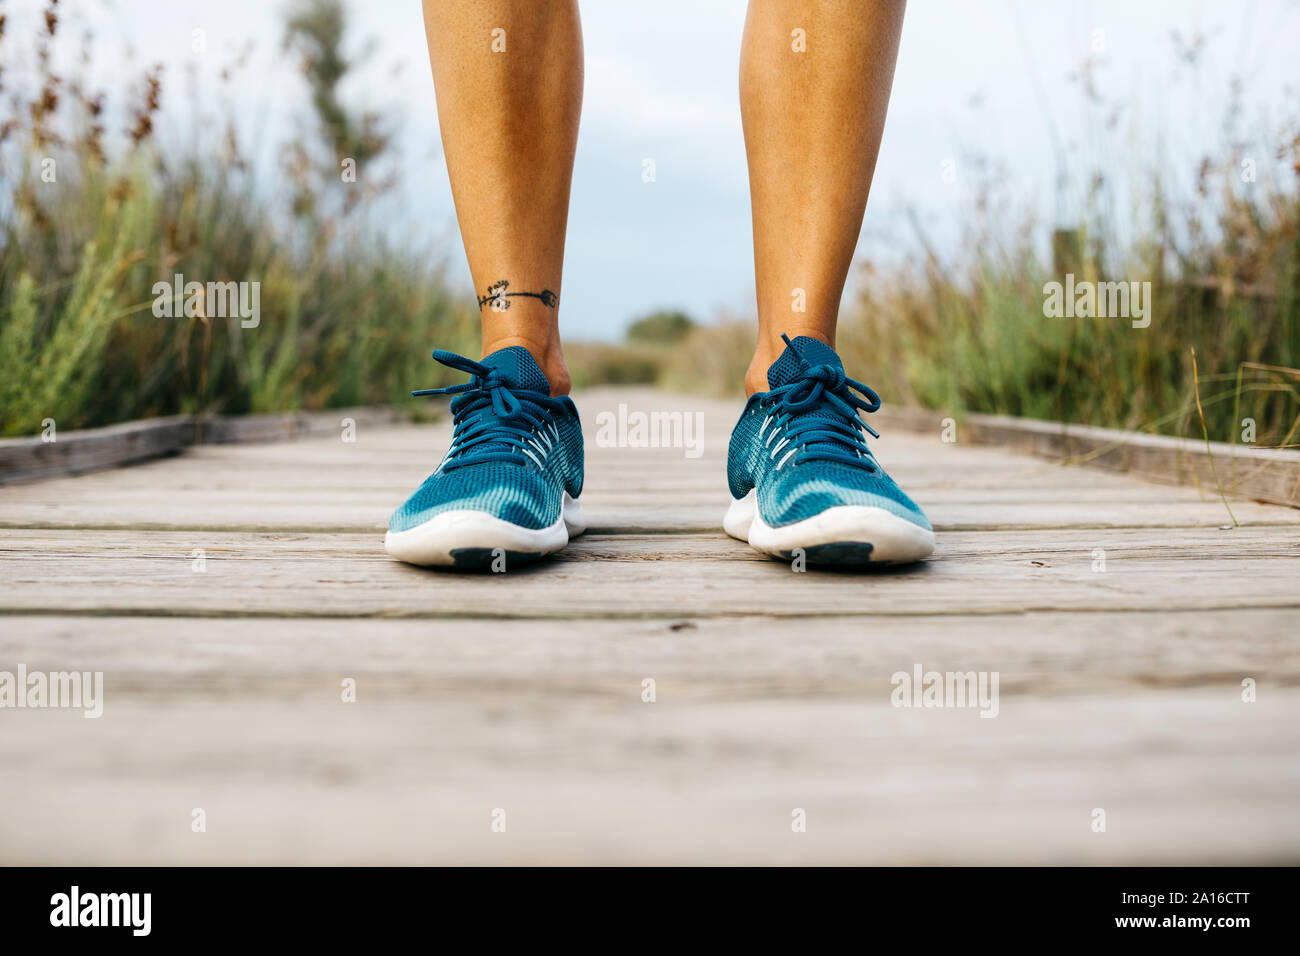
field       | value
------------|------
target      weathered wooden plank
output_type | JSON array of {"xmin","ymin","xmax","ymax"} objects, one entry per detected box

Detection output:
[
  {"xmin": 0, "ymin": 416, "xmax": 194, "ymax": 485},
  {"xmin": 879, "ymin": 404, "xmax": 1300, "ymax": 508},
  {"xmin": 0, "ymin": 408, "xmax": 406, "ymax": 486},
  {"xmin": 3, "ymin": 610, "xmax": 1295, "ymax": 689},
  {"xmin": 0, "ymin": 458, "xmax": 1220, "ymax": 500},
  {"xmin": 2, "ymin": 438, "xmax": 1291, "ymax": 531},
  {"xmin": 2, "ymin": 527, "xmax": 1298, "ymax": 617},
  {"xmin": 3, "ymin": 525, "xmax": 1293, "ymax": 558},
  {"xmin": 193, "ymin": 406, "xmax": 406, "ymax": 444},
  {"xmin": 1, "ymin": 499, "xmax": 1288, "ymax": 533}
]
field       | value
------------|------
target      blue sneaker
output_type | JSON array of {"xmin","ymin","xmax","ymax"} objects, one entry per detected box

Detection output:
[
  {"xmin": 724, "ymin": 335, "xmax": 934, "ymax": 565},
  {"xmin": 385, "ymin": 347, "xmax": 585, "ymax": 568}
]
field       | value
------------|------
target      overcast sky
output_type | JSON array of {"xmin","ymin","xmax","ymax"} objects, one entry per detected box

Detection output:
[{"xmin": 9, "ymin": 0, "xmax": 1299, "ymax": 339}]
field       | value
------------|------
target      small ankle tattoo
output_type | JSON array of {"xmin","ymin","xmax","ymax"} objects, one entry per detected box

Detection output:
[{"xmin": 478, "ymin": 280, "xmax": 558, "ymax": 312}]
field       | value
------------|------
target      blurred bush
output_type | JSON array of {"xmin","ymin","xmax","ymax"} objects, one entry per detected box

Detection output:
[{"xmin": 625, "ymin": 309, "xmax": 695, "ymax": 346}]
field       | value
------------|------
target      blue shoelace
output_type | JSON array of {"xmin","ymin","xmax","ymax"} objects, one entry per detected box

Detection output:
[
  {"xmin": 762, "ymin": 335, "xmax": 883, "ymax": 472},
  {"xmin": 412, "ymin": 350, "xmax": 566, "ymax": 472}
]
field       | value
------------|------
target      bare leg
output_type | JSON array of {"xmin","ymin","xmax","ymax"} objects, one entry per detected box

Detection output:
[
  {"xmin": 421, "ymin": 1, "xmax": 583, "ymax": 394},
  {"xmin": 739, "ymin": 0, "xmax": 906, "ymax": 394}
]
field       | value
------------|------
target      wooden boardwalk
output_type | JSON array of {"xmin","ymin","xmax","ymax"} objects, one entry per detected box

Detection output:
[{"xmin": 1, "ymin": 386, "xmax": 1298, "ymax": 864}]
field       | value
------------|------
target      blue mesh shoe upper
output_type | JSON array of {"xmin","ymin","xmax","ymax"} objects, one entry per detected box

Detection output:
[
  {"xmin": 727, "ymin": 335, "xmax": 931, "ymax": 531},
  {"xmin": 388, "ymin": 347, "xmax": 584, "ymax": 533}
]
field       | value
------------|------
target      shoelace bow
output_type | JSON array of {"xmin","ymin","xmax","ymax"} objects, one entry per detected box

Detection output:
[
  {"xmin": 412, "ymin": 349, "xmax": 566, "ymax": 472},
  {"xmin": 762, "ymin": 334, "xmax": 883, "ymax": 471}
]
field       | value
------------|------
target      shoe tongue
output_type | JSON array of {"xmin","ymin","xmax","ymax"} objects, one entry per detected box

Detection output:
[
  {"xmin": 451, "ymin": 347, "xmax": 550, "ymax": 466},
  {"xmin": 766, "ymin": 336, "xmax": 843, "ymax": 389},
  {"xmin": 480, "ymin": 346, "xmax": 550, "ymax": 395}
]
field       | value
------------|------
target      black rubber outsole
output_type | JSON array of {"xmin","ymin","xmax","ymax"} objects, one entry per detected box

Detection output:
[
  {"xmin": 775, "ymin": 541, "xmax": 878, "ymax": 565},
  {"xmin": 448, "ymin": 548, "xmax": 546, "ymax": 570}
]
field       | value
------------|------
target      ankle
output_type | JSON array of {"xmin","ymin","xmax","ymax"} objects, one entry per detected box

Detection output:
[{"xmin": 745, "ymin": 356, "xmax": 772, "ymax": 397}]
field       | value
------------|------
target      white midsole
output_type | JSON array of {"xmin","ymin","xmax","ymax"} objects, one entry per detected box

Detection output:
[
  {"xmin": 385, "ymin": 492, "xmax": 585, "ymax": 566},
  {"xmin": 723, "ymin": 488, "xmax": 934, "ymax": 563}
]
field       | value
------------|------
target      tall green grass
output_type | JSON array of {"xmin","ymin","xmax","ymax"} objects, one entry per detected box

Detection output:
[
  {"xmin": 834, "ymin": 164, "xmax": 1300, "ymax": 445},
  {"xmin": 662, "ymin": 49, "xmax": 1300, "ymax": 447},
  {"xmin": 0, "ymin": 0, "xmax": 475, "ymax": 437}
]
